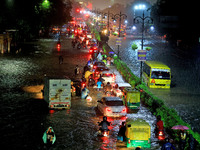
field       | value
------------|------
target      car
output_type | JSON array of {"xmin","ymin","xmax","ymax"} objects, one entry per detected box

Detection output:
[
  {"xmin": 92, "ymin": 61, "xmax": 106, "ymax": 70},
  {"xmin": 93, "ymin": 66, "xmax": 110, "ymax": 80},
  {"xmin": 89, "ymin": 46, "xmax": 98, "ymax": 53},
  {"xmin": 97, "ymin": 97, "xmax": 127, "ymax": 117},
  {"xmin": 101, "ymin": 70, "xmax": 116, "ymax": 85},
  {"xmin": 112, "ymin": 82, "xmax": 131, "ymax": 98}
]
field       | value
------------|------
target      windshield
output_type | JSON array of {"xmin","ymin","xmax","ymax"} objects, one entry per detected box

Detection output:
[
  {"xmin": 151, "ymin": 71, "xmax": 170, "ymax": 79},
  {"xmin": 106, "ymin": 101, "xmax": 123, "ymax": 106}
]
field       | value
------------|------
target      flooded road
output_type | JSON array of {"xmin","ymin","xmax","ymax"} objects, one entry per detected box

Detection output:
[
  {"xmin": 0, "ymin": 36, "xmax": 161, "ymax": 149},
  {"xmin": 108, "ymin": 35, "xmax": 200, "ymax": 133}
]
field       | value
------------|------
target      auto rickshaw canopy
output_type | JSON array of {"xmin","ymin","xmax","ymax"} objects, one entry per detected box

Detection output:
[{"xmin": 125, "ymin": 119, "xmax": 151, "ymax": 140}]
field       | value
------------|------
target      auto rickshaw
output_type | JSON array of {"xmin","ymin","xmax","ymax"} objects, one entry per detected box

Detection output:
[
  {"xmin": 125, "ymin": 119, "xmax": 151, "ymax": 148},
  {"xmin": 122, "ymin": 87, "xmax": 140, "ymax": 110}
]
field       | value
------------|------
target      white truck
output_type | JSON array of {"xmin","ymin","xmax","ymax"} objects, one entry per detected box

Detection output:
[{"xmin": 43, "ymin": 76, "xmax": 71, "ymax": 109}]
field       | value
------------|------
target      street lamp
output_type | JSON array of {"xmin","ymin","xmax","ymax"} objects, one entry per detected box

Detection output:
[
  {"xmin": 112, "ymin": 12, "xmax": 127, "ymax": 57},
  {"xmin": 133, "ymin": 10, "xmax": 153, "ymax": 81},
  {"xmin": 103, "ymin": 11, "xmax": 114, "ymax": 36}
]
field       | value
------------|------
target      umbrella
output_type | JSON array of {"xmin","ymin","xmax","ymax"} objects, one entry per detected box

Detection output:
[
  {"xmin": 109, "ymin": 51, "xmax": 115, "ymax": 54},
  {"xmin": 171, "ymin": 125, "xmax": 189, "ymax": 130}
]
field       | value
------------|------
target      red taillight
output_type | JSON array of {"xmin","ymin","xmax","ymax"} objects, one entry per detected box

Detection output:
[
  {"xmin": 94, "ymin": 47, "xmax": 97, "ymax": 50},
  {"xmin": 122, "ymin": 107, "xmax": 126, "ymax": 113},
  {"xmin": 95, "ymin": 71, "xmax": 99, "ymax": 74},
  {"xmin": 89, "ymin": 49, "xmax": 93, "ymax": 53},
  {"xmin": 93, "ymin": 66, "xmax": 96, "ymax": 69},
  {"xmin": 57, "ymin": 44, "xmax": 61, "ymax": 48},
  {"xmin": 128, "ymin": 139, "xmax": 131, "ymax": 144},
  {"xmin": 106, "ymin": 108, "xmax": 111, "ymax": 112}
]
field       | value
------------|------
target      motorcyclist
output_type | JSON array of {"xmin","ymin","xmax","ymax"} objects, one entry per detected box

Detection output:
[
  {"xmin": 99, "ymin": 116, "xmax": 111, "ymax": 132},
  {"xmin": 104, "ymin": 82, "xmax": 112, "ymax": 94},
  {"xmin": 161, "ymin": 138, "xmax": 176, "ymax": 150},
  {"xmin": 46, "ymin": 127, "xmax": 55, "ymax": 145},
  {"xmin": 71, "ymin": 39, "xmax": 76, "ymax": 48},
  {"xmin": 88, "ymin": 75, "xmax": 95, "ymax": 87},
  {"xmin": 155, "ymin": 115, "xmax": 164, "ymax": 136},
  {"xmin": 81, "ymin": 86, "xmax": 89, "ymax": 99},
  {"xmin": 77, "ymin": 42, "xmax": 81, "ymax": 50}
]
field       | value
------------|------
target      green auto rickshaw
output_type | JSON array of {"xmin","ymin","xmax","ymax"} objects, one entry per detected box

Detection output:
[
  {"xmin": 122, "ymin": 87, "xmax": 140, "ymax": 110},
  {"xmin": 125, "ymin": 118, "xmax": 151, "ymax": 148}
]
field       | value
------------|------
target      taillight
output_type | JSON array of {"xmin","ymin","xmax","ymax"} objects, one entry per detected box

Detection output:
[
  {"xmin": 122, "ymin": 107, "xmax": 126, "ymax": 113},
  {"xmin": 95, "ymin": 71, "xmax": 99, "ymax": 74},
  {"xmin": 106, "ymin": 108, "xmax": 111, "ymax": 112},
  {"xmin": 128, "ymin": 139, "xmax": 131, "ymax": 144},
  {"xmin": 93, "ymin": 66, "xmax": 96, "ymax": 69}
]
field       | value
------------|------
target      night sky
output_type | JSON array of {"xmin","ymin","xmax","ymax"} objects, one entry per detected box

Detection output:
[{"xmin": 77, "ymin": 0, "xmax": 157, "ymax": 10}]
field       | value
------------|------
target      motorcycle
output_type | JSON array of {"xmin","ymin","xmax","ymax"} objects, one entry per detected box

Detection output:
[
  {"xmin": 156, "ymin": 129, "xmax": 165, "ymax": 140},
  {"xmin": 100, "ymin": 129, "xmax": 109, "ymax": 137}
]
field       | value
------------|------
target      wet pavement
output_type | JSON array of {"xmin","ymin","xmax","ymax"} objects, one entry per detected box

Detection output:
[
  {"xmin": 108, "ymin": 34, "xmax": 200, "ymax": 133},
  {"xmin": 0, "ymin": 35, "xmax": 164, "ymax": 149}
]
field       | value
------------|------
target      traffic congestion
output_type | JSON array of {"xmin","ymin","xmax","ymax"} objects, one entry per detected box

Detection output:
[{"xmin": 40, "ymin": 22, "xmax": 177, "ymax": 150}]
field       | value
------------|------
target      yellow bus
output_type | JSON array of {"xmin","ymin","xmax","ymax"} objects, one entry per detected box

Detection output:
[{"xmin": 142, "ymin": 61, "xmax": 171, "ymax": 88}]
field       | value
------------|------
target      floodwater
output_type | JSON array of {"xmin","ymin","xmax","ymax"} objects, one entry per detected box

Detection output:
[
  {"xmin": 108, "ymin": 34, "xmax": 200, "ymax": 133},
  {"xmin": 0, "ymin": 36, "xmax": 162, "ymax": 149}
]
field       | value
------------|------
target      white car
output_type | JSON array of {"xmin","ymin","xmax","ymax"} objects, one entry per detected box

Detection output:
[
  {"xmin": 97, "ymin": 97, "xmax": 127, "ymax": 117},
  {"xmin": 101, "ymin": 71, "xmax": 116, "ymax": 85},
  {"xmin": 112, "ymin": 82, "xmax": 131, "ymax": 98}
]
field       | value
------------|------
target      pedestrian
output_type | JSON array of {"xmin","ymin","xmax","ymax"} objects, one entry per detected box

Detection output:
[
  {"xmin": 161, "ymin": 138, "xmax": 176, "ymax": 150},
  {"xmin": 59, "ymin": 55, "xmax": 63, "ymax": 64},
  {"xmin": 117, "ymin": 122, "xmax": 126, "ymax": 142},
  {"xmin": 74, "ymin": 65, "xmax": 80, "ymax": 76},
  {"xmin": 179, "ymin": 130, "xmax": 187, "ymax": 150},
  {"xmin": 188, "ymin": 133, "xmax": 196, "ymax": 150},
  {"xmin": 96, "ymin": 79, "xmax": 102, "ymax": 91}
]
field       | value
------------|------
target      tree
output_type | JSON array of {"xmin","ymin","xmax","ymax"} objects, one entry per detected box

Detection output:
[{"xmin": 0, "ymin": 0, "xmax": 72, "ymax": 40}]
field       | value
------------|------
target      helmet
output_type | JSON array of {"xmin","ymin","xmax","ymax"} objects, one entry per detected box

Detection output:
[
  {"xmin": 103, "ymin": 116, "xmax": 107, "ymax": 121},
  {"xmin": 157, "ymin": 115, "xmax": 161, "ymax": 121}
]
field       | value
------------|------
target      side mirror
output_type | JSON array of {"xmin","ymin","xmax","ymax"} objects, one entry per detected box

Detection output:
[
  {"xmin": 128, "ymin": 124, "xmax": 131, "ymax": 127},
  {"xmin": 97, "ymin": 100, "xmax": 101, "ymax": 103}
]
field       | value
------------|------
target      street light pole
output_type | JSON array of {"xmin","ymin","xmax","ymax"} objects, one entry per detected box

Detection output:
[
  {"xmin": 113, "ymin": 12, "xmax": 127, "ymax": 57},
  {"xmin": 103, "ymin": 11, "xmax": 114, "ymax": 36},
  {"xmin": 133, "ymin": 10, "xmax": 153, "ymax": 81}
]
